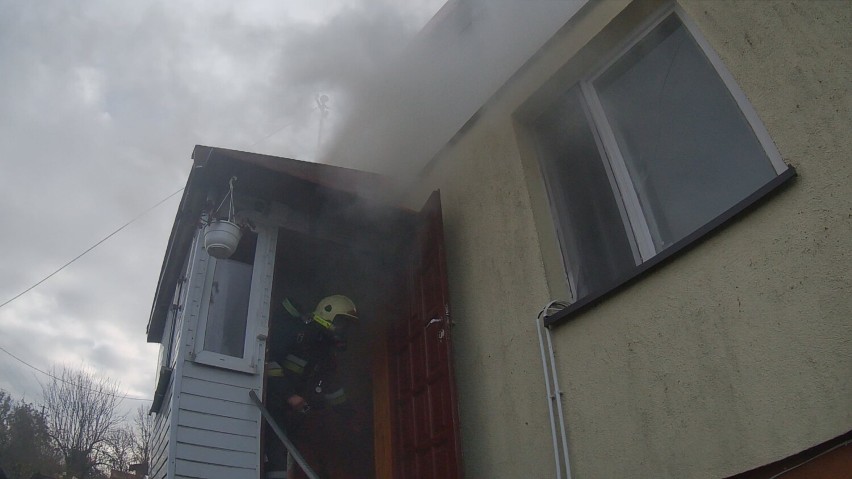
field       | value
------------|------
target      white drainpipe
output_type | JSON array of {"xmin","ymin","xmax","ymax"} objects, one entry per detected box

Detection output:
[{"xmin": 536, "ymin": 301, "xmax": 573, "ymax": 479}]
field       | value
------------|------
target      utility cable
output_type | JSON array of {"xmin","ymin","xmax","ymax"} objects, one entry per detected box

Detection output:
[
  {"xmin": 0, "ymin": 187, "xmax": 183, "ymax": 401},
  {"xmin": 0, "ymin": 187, "xmax": 184, "ymax": 310},
  {"xmin": 0, "ymin": 344, "xmax": 151, "ymax": 402}
]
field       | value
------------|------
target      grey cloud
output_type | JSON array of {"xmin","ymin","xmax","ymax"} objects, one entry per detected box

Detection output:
[{"xmin": 0, "ymin": 0, "xmax": 444, "ymax": 404}]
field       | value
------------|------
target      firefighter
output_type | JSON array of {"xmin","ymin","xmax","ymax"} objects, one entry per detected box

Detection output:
[{"xmin": 266, "ymin": 295, "xmax": 365, "ymax": 479}]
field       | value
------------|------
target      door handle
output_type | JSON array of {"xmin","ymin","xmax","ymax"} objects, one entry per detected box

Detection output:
[{"xmin": 428, "ymin": 317, "xmax": 447, "ymax": 341}]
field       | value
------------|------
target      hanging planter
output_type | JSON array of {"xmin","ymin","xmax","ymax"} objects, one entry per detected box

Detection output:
[
  {"xmin": 204, "ymin": 219, "xmax": 242, "ymax": 259},
  {"xmin": 203, "ymin": 176, "xmax": 243, "ymax": 259}
]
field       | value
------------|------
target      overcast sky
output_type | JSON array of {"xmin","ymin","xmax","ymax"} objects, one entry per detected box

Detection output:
[{"xmin": 0, "ymin": 0, "xmax": 444, "ymax": 417}]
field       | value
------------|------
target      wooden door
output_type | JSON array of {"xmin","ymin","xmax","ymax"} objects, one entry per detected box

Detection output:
[{"xmin": 391, "ymin": 191, "xmax": 463, "ymax": 479}]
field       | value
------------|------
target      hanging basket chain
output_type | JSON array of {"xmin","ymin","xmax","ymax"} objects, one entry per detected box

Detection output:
[{"xmin": 212, "ymin": 176, "xmax": 238, "ymax": 223}]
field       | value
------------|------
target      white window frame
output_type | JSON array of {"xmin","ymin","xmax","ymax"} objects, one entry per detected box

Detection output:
[
  {"xmin": 193, "ymin": 223, "xmax": 277, "ymax": 374},
  {"xmin": 576, "ymin": 5, "xmax": 787, "ymax": 263},
  {"xmin": 529, "ymin": 4, "xmax": 794, "ymax": 322}
]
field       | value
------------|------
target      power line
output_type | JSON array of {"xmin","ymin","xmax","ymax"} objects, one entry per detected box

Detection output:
[
  {"xmin": 0, "ymin": 344, "xmax": 151, "ymax": 402},
  {"xmin": 0, "ymin": 187, "xmax": 184, "ymax": 402},
  {"xmin": 0, "ymin": 187, "xmax": 184, "ymax": 310}
]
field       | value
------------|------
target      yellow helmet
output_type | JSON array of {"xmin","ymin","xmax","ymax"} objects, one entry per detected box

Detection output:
[{"xmin": 312, "ymin": 295, "xmax": 358, "ymax": 330}]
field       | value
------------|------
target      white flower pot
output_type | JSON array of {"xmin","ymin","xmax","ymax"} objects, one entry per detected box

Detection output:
[{"xmin": 204, "ymin": 220, "xmax": 242, "ymax": 259}]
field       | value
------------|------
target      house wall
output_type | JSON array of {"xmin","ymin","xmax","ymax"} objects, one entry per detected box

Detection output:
[
  {"xmin": 170, "ymin": 363, "xmax": 262, "ymax": 479},
  {"xmin": 150, "ymin": 246, "xmax": 193, "ymax": 479},
  {"xmin": 149, "ymin": 232, "xmax": 265, "ymax": 479},
  {"xmin": 407, "ymin": 1, "xmax": 851, "ymax": 478},
  {"xmin": 149, "ymin": 378, "xmax": 173, "ymax": 479}
]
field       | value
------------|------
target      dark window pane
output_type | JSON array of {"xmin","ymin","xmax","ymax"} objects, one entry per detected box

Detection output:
[
  {"xmin": 594, "ymin": 14, "xmax": 776, "ymax": 250},
  {"xmin": 204, "ymin": 260, "xmax": 253, "ymax": 357},
  {"xmin": 532, "ymin": 86, "xmax": 637, "ymax": 298}
]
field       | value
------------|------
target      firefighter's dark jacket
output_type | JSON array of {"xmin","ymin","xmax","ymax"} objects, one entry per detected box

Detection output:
[{"xmin": 268, "ymin": 314, "xmax": 347, "ymax": 408}]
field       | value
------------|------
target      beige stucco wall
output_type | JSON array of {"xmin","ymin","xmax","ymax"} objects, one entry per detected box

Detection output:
[{"xmin": 406, "ymin": 0, "xmax": 851, "ymax": 478}]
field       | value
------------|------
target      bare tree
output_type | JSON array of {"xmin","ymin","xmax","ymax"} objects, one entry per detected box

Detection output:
[
  {"xmin": 104, "ymin": 426, "xmax": 135, "ymax": 473},
  {"xmin": 131, "ymin": 404, "xmax": 153, "ymax": 471},
  {"xmin": 41, "ymin": 367, "xmax": 124, "ymax": 479}
]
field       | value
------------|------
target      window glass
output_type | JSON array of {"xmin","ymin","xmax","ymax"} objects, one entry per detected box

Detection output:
[
  {"xmin": 528, "ymin": 11, "xmax": 788, "ymax": 305},
  {"xmin": 593, "ymin": 14, "xmax": 777, "ymax": 250},
  {"xmin": 203, "ymin": 259, "xmax": 253, "ymax": 357},
  {"xmin": 532, "ymin": 85, "xmax": 637, "ymax": 297}
]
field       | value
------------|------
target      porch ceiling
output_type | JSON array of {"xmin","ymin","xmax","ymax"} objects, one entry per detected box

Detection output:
[{"xmin": 146, "ymin": 146, "xmax": 401, "ymax": 343}]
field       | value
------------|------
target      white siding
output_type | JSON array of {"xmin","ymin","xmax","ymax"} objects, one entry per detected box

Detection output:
[
  {"xmin": 169, "ymin": 295, "xmax": 185, "ymax": 370},
  {"xmin": 149, "ymin": 223, "xmax": 277, "ymax": 477},
  {"xmin": 174, "ymin": 459, "xmax": 257, "ymax": 479},
  {"xmin": 171, "ymin": 356, "xmax": 262, "ymax": 478},
  {"xmin": 149, "ymin": 378, "xmax": 174, "ymax": 479}
]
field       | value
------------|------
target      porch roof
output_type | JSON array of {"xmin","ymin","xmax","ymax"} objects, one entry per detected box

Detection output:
[{"xmin": 146, "ymin": 146, "xmax": 394, "ymax": 343}]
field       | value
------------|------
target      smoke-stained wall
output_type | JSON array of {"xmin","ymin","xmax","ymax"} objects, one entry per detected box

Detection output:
[{"xmin": 405, "ymin": 0, "xmax": 851, "ymax": 478}]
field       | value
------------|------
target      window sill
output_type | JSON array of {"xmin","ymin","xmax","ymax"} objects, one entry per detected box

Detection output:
[
  {"xmin": 544, "ymin": 165, "xmax": 797, "ymax": 328},
  {"xmin": 192, "ymin": 352, "xmax": 258, "ymax": 374}
]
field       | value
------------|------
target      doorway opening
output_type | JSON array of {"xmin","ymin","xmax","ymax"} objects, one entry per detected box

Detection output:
[{"xmin": 261, "ymin": 208, "xmax": 410, "ymax": 478}]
